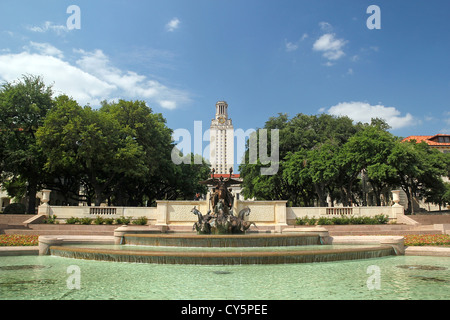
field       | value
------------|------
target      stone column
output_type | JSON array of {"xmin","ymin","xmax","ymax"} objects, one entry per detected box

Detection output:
[
  {"xmin": 274, "ymin": 201, "xmax": 288, "ymax": 233},
  {"xmin": 155, "ymin": 200, "xmax": 169, "ymax": 232},
  {"xmin": 37, "ymin": 189, "xmax": 51, "ymax": 216},
  {"xmin": 391, "ymin": 190, "xmax": 404, "ymax": 220},
  {"xmin": 391, "ymin": 190, "xmax": 401, "ymax": 207}
]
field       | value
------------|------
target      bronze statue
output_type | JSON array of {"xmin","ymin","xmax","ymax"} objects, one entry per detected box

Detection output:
[
  {"xmin": 199, "ymin": 167, "xmax": 242, "ymax": 212},
  {"xmin": 193, "ymin": 167, "xmax": 255, "ymax": 234}
]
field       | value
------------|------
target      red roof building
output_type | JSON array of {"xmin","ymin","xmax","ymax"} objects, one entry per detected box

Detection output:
[
  {"xmin": 211, "ymin": 174, "xmax": 241, "ymax": 179},
  {"xmin": 402, "ymin": 134, "xmax": 450, "ymax": 153}
]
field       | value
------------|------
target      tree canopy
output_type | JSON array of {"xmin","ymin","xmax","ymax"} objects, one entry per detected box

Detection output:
[
  {"xmin": 0, "ymin": 75, "xmax": 54, "ymax": 213},
  {"xmin": 1, "ymin": 75, "xmax": 210, "ymax": 209},
  {"xmin": 239, "ymin": 113, "xmax": 450, "ymax": 213}
]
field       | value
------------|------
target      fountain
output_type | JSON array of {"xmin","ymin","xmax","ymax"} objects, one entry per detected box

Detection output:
[
  {"xmin": 39, "ymin": 168, "xmax": 402, "ymax": 265},
  {"xmin": 193, "ymin": 168, "xmax": 254, "ymax": 234}
]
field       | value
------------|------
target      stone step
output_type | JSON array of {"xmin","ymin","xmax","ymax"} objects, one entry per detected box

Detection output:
[
  {"xmin": 0, "ymin": 214, "xmax": 34, "ymax": 225},
  {"xmin": 407, "ymin": 215, "xmax": 450, "ymax": 225}
]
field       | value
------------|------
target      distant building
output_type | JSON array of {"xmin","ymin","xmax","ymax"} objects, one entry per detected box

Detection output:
[
  {"xmin": 402, "ymin": 134, "xmax": 450, "ymax": 153},
  {"xmin": 208, "ymin": 101, "xmax": 251, "ymax": 201},
  {"xmin": 401, "ymin": 133, "xmax": 450, "ymax": 211},
  {"xmin": 209, "ymin": 101, "xmax": 234, "ymax": 174}
]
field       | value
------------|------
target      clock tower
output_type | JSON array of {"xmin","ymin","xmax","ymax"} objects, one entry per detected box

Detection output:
[{"xmin": 210, "ymin": 101, "xmax": 234, "ymax": 174}]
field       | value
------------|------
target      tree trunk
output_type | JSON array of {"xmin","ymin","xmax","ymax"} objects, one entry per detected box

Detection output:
[
  {"xmin": 26, "ymin": 183, "xmax": 37, "ymax": 215},
  {"xmin": 314, "ymin": 183, "xmax": 327, "ymax": 207}
]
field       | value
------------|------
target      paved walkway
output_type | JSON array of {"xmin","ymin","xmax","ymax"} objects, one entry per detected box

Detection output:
[
  {"xmin": 405, "ymin": 246, "xmax": 450, "ymax": 257},
  {"xmin": 0, "ymin": 246, "xmax": 39, "ymax": 256}
]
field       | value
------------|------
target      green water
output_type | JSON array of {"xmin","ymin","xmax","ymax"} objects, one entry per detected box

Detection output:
[{"xmin": 1, "ymin": 255, "xmax": 449, "ymax": 300}]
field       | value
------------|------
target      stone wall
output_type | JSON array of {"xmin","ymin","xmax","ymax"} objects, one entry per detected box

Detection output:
[{"xmin": 41, "ymin": 199, "xmax": 404, "ymax": 229}]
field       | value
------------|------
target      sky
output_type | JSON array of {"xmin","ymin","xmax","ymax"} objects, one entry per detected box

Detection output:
[{"xmin": 1, "ymin": 0, "xmax": 450, "ymax": 163}]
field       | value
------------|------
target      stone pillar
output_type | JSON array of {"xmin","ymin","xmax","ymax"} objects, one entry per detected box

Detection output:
[
  {"xmin": 391, "ymin": 190, "xmax": 401, "ymax": 207},
  {"xmin": 391, "ymin": 190, "xmax": 404, "ymax": 221},
  {"xmin": 155, "ymin": 200, "xmax": 169, "ymax": 230},
  {"xmin": 274, "ymin": 201, "xmax": 288, "ymax": 233},
  {"xmin": 37, "ymin": 189, "xmax": 51, "ymax": 216}
]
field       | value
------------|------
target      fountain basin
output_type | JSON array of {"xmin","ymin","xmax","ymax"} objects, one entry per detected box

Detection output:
[
  {"xmin": 40, "ymin": 232, "xmax": 402, "ymax": 265},
  {"xmin": 49, "ymin": 244, "xmax": 395, "ymax": 265},
  {"xmin": 122, "ymin": 233, "xmax": 322, "ymax": 247}
]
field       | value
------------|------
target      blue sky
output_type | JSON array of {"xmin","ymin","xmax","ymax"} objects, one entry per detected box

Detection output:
[{"xmin": 1, "ymin": 0, "xmax": 450, "ymax": 150}]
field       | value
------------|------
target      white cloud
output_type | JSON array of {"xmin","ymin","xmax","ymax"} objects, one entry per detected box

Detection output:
[
  {"xmin": 166, "ymin": 18, "xmax": 181, "ymax": 32},
  {"xmin": 326, "ymin": 101, "xmax": 415, "ymax": 130},
  {"xmin": 285, "ymin": 41, "xmax": 298, "ymax": 52},
  {"xmin": 313, "ymin": 33, "xmax": 347, "ymax": 62},
  {"xmin": 25, "ymin": 42, "xmax": 64, "ymax": 59},
  {"xmin": 27, "ymin": 21, "xmax": 68, "ymax": 35},
  {"xmin": 319, "ymin": 22, "xmax": 333, "ymax": 32},
  {"xmin": 0, "ymin": 52, "xmax": 113, "ymax": 106},
  {"xmin": 285, "ymin": 34, "xmax": 308, "ymax": 52},
  {"xmin": 0, "ymin": 46, "xmax": 190, "ymax": 109}
]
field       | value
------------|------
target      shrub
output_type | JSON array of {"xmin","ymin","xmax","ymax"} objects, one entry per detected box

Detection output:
[
  {"xmin": 43, "ymin": 215, "xmax": 58, "ymax": 224},
  {"xmin": 93, "ymin": 216, "xmax": 105, "ymax": 225},
  {"xmin": 331, "ymin": 215, "xmax": 351, "ymax": 225},
  {"xmin": 65, "ymin": 217, "xmax": 80, "ymax": 224},
  {"xmin": 80, "ymin": 217, "xmax": 93, "ymax": 225},
  {"xmin": 375, "ymin": 214, "xmax": 389, "ymax": 224},
  {"xmin": 116, "ymin": 216, "xmax": 131, "ymax": 225},
  {"xmin": 3, "ymin": 203, "xmax": 26, "ymax": 214},
  {"xmin": 103, "ymin": 218, "xmax": 115, "ymax": 225},
  {"xmin": 317, "ymin": 217, "xmax": 333, "ymax": 225},
  {"xmin": 132, "ymin": 216, "xmax": 148, "ymax": 225},
  {"xmin": 295, "ymin": 216, "xmax": 309, "ymax": 225},
  {"xmin": 307, "ymin": 217, "xmax": 317, "ymax": 225},
  {"xmin": 296, "ymin": 214, "xmax": 390, "ymax": 226}
]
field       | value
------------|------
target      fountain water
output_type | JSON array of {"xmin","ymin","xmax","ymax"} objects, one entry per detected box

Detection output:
[
  {"xmin": 47, "ymin": 231, "xmax": 396, "ymax": 265},
  {"xmin": 41, "ymin": 170, "xmax": 399, "ymax": 265}
]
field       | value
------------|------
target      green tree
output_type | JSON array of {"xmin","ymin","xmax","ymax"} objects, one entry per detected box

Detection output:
[
  {"xmin": 0, "ymin": 75, "xmax": 54, "ymax": 214},
  {"xmin": 239, "ymin": 113, "xmax": 358, "ymax": 206},
  {"xmin": 37, "ymin": 96, "xmax": 148, "ymax": 206},
  {"xmin": 388, "ymin": 141, "xmax": 448, "ymax": 214},
  {"xmin": 338, "ymin": 125, "xmax": 397, "ymax": 206},
  {"xmin": 99, "ymin": 100, "xmax": 174, "ymax": 205},
  {"xmin": 305, "ymin": 140, "xmax": 340, "ymax": 206}
]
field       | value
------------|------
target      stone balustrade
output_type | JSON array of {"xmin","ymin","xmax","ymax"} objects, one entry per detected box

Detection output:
[{"xmin": 39, "ymin": 197, "xmax": 404, "ymax": 230}]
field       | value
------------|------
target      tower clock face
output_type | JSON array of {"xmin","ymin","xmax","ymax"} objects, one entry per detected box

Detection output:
[{"xmin": 218, "ymin": 116, "xmax": 226, "ymax": 124}]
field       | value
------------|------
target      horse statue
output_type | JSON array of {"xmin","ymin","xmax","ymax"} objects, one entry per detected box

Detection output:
[{"xmin": 192, "ymin": 168, "xmax": 255, "ymax": 234}]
